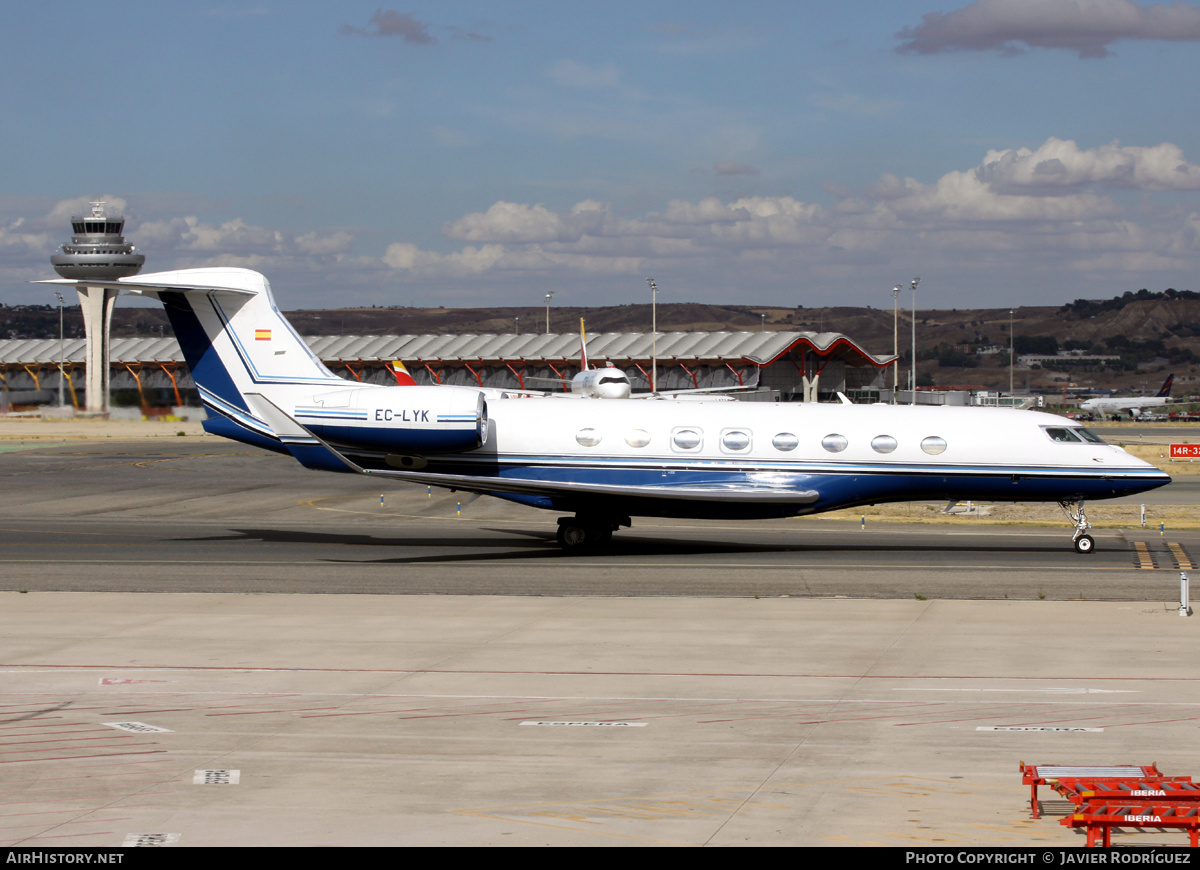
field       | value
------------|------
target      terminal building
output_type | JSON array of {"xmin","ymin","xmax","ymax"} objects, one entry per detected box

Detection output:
[{"xmin": 0, "ymin": 328, "xmax": 896, "ymax": 411}]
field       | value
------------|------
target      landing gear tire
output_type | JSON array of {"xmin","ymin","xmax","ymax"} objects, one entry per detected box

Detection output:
[
  {"xmin": 555, "ymin": 515, "xmax": 628, "ymax": 553},
  {"xmin": 1074, "ymin": 534, "xmax": 1095, "ymax": 555},
  {"xmin": 556, "ymin": 523, "xmax": 589, "ymax": 550}
]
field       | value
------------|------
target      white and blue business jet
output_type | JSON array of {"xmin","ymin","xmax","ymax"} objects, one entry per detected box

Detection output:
[{"xmin": 42, "ymin": 268, "xmax": 1171, "ymax": 554}]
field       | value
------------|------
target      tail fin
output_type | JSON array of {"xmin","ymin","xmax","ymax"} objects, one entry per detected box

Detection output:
[
  {"xmin": 40, "ymin": 268, "xmax": 348, "ymax": 445},
  {"xmin": 390, "ymin": 360, "xmax": 418, "ymax": 386},
  {"xmin": 579, "ymin": 317, "xmax": 589, "ymax": 371},
  {"xmin": 1158, "ymin": 373, "xmax": 1174, "ymax": 397}
]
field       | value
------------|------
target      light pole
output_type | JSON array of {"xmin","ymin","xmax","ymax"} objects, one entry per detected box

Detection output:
[
  {"xmin": 892, "ymin": 283, "xmax": 901, "ymax": 401},
  {"xmin": 514, "ymin": 315, "xmax": 520, "ymax": 335},
  {"xmin": 544, "ymin": 290, "xmax": 555, "ymax": 334},
  {"xmin": 910, "ymin": 277, "xmax": 921, "ymax": 405},
  {"xmin": 1009, "ymin": 308, "xmax": 1014, "ymax": 398},
  {"xmin": 55, "ymin": 291, "xmax": 64, "ymax": 408},
  {"xmin": 760, "ymin": 312, "xmax": 766, "ymax": 332},
  {"xmin": 647, "ymin": 278, "xmax": 658, "ymax": 393}
]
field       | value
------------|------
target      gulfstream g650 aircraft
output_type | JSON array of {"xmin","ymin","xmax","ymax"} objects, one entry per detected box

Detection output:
[{"xmin": 42, "ymin": 268, "xmax": 1170, "ymax": 553}]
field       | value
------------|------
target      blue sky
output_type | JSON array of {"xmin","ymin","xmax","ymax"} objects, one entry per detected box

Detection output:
[{"xmin": 3, "ymin": 1, "xmax": 1200, "ymax": 312}]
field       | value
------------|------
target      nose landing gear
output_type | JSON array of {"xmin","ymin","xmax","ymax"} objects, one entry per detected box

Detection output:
[{"xmin": 1059, "ymin": 501, "xmax": 1094, "ymax": 554}]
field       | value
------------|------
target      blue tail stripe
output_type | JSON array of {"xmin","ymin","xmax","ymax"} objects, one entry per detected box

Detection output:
[{"xmin": 160, "ymin": 291, "xmax": 250, "ymax": 413}]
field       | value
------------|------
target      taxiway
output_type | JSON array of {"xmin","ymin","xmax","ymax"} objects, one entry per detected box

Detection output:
[{"xmin": 1, "ymin": 437, "xmax": 1198, "ymax": 848}]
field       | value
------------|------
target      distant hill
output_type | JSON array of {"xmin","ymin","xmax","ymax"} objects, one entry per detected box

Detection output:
[{"xmin": 5, "ymin": 289, "xmax": 1198, "ymax": 396}]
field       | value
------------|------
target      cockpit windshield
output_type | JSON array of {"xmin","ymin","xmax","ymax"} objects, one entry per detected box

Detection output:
[
  {"xmin": 1043, "ymin": 427, "xmax": 1082, "ymax": 442},
  {"xmin": 1042, "ymin": 426, "xmax": 1108, "ymax": 444}
]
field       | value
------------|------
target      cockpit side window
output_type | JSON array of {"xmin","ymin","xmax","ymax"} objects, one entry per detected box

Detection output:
[
  {"xmin": 1075, "ymin": 428, "xmax": 1106, "ymax": 444},
  {"xmin": 1042, "ymin": 427, "xmax": 1083, "ymax": 443}
]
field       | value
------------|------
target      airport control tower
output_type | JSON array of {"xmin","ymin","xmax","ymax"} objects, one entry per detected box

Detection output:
[{"xmin": 51, "ymin": 202, "xmax": 145, "ymax": 412}]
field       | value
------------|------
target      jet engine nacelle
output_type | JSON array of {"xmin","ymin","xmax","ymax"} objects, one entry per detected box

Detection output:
[
  {"xmin": 572, "ymin": 367, "xmax": 632, "ymax": 399},
  {"xmin": 300, "ymin": 385, "xmax": 488, "ymax": 453}
]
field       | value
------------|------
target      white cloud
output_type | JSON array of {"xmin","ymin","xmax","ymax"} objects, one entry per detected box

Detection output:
[
  {"xmin": 847, "ymin": 166, "xmax": 1117, "ymax": 223},
  {"xmin": 444, "ymin": 202, "xmax": 572, "ymax": 244},
  {"xmin": 295, "ymin": 231, "xmax": 354, "ymax": 256},
  {"xmin": 43, "ymin": 196, "xmax": 130, "ymax": 228},
  {"xmin": 379, "ymin": 137, "xmax": 1200, "ymax": 297},
  {"xmin": 896, "ymin": 0, "xmax": 1200, "ymax": 58},
  {"xmin": 383, "ymin": 239, "xmax": 642, "ymax": 279},
  {"xmin": 171, "ymin": 217, "xmax": 282, "ymax": 252},
  {"xmin": 443, "ymin": 200, "xmax": 613, "ymax": 244},
  {"xmin": 0, "ymin": 198, "xmax": 363, "ymax": 305},
  {"xmin": 7, "ymin": 138, "xmax": 1200, "ymax": 309},
  {"xmin": 0, "ymin": 224, "xmax": 52, "ymax": 259},
  {"xmin": 130, "ymin": 215, "xmax": 354, "ymax": 262},
  {"xmin": 975, "ymin": 138, "xmax": 1200, "ymax": 192}
]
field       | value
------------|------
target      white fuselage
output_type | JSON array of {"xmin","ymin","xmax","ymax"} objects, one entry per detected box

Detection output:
[
  {"xmin": 305, "ymin": 384, "xmax": 1164, "ymax": 494},
  {"xmin": 475, "ymin": 398, "xmax": 1115, "ymax": 471},
  {"xmin": 39, "ymin": 267, "xmax": 1169, "ymax": 529}
]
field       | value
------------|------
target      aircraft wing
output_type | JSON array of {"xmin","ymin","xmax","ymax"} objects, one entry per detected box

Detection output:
[
  {"xmin": 650, "ymin": 385, "xmax": 752, "ymax": 396},
  {"xmin": 247, "ymin": 393, "xmax": 819, "ymax": 505},
  {"xmin": 372, "ymin": 468, "xmax": 820, "ymax": 503}
]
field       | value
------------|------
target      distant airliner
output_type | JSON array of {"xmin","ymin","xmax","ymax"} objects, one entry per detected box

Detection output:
[
  {"xmin": 1078, "ymin": 374, "xmax": 1173, "ymax": 419},
  {"xmin": 523, "ymin": 318, "xmax": 734, "ymax": 400},
  {"xmin": 41, "ymin": 268, "xmax": 1171, "ymax": 554},
  {"xmin": 524, "ymin": 318, "xmax": 634, "ymax": 399}
]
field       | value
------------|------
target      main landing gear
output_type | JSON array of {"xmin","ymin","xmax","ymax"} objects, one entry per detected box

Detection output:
[
  {"xmin": 1059, "ymin": 501, "xmax": 1095, "ymax": 554},
  {"xmin": 555, "ymin": 514, "xmax": 631, "ymax": 552}
]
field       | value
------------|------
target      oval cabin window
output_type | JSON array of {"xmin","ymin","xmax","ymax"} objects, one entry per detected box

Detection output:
[
  {"xmin": 871, "ymin": 435, "xmax": 897, "ymax": 454},
  {"xmin": 822, "ymin": 434, "xmax": 848, "ymax": 453},
  {"xmin": 576, "ymin": 428, "xmax": 602, "ymax": 447},
  {"xmin": 672, "ymin": 428, "xmax": 701, "ymax": 450},
  {"xmin": 773, "ymin": 432, "xmax": 798, "ymax": 452},
  {"xmin": 920, "ymin": 436, "xmax": 947, "ymax": 455},
  {"xmin": 721, "ymin": 430, "xmax": 751, "ymax": 452},
  {"xmin": 625, "ymin": 429, "xmax": 651, "ymax": 448}
]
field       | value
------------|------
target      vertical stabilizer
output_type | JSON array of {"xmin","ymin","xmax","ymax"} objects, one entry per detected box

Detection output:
[
  {"xmin": 389, "ymin": 360, "xmax": 418, "ymax": 386},
  {"xmin": 39, "ymin": 267, "xmax": 349, "ymax": 441}
]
